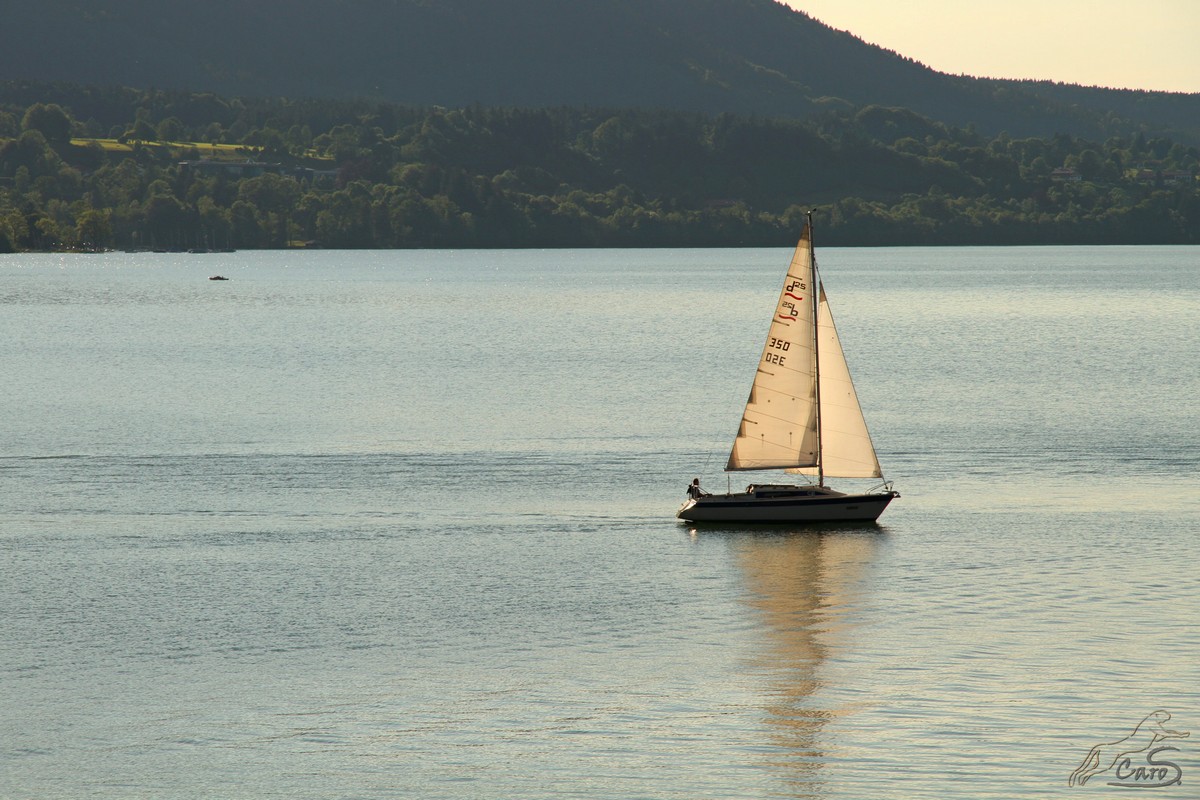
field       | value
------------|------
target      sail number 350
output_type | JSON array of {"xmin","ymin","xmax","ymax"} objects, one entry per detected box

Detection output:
[{"xmin": 764, "ymin": 337, "xmax": 789, "ymax": 366}]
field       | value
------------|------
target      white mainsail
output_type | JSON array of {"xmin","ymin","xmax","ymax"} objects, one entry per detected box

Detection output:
[
  {"xmin": 726, "ymin": 224, "xmax": 882, "ymax": 479},
  {"xmin": 726, "ymin": 227, "xmax": 819, "ymax": 471}
]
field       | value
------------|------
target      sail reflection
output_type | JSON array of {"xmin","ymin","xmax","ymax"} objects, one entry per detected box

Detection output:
[{"xmin": 715, "ymin": 526, "xmax": 882, "ymax": 798}]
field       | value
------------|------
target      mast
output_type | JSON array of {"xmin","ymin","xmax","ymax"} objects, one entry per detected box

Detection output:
[{"xmin": 808, "ymin": 210, "xmax": 824, "ymax": 487}]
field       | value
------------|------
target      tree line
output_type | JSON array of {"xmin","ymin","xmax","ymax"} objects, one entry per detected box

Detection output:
[{"xmin": 1, "ymin": 85, "xmax": 1198, "ymax": 252}]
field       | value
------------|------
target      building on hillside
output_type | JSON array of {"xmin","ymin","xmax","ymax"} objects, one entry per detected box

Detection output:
[{"xmin": 178, "ymin": 159, "xmax": 274, "ymax": 177}]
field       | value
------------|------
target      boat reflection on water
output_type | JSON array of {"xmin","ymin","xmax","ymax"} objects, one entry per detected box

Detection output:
[{"xmin": 691, "ymin": 524, "xmax": 884, "ymax": 796}]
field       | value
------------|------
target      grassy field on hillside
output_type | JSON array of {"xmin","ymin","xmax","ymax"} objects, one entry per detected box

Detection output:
[
  {"xmin": 71, "ymin": 138, "xmax": 262, "ymax": 158},
  {"xmin": 63, "ymin": 139, "xmax": 332, "ymax": 163}
]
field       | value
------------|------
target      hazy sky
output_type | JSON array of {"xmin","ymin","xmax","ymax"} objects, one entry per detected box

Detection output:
[{"xmin": 783, "ymin": 1, "xmax": 1199, "ymax": 93}]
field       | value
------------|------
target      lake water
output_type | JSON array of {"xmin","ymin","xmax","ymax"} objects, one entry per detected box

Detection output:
[{"xmin": 1, "ymin": 245, "xmax": 1197, "ymax": 799}]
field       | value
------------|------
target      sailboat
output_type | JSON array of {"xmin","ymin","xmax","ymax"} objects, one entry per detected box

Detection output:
[{"xmin": 678, "ymin": 213, "xmax": 899, "ymax": 523}]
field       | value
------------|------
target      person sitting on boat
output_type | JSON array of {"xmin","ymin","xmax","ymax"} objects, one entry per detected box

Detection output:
[{"xmin": 687, "ymin": 478, "xmax": 707, "ymax": 500}]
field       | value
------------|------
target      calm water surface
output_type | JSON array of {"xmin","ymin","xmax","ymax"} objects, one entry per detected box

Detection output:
[{"xmin": 1, "ymin": 246, "xmax": 1197, "ymax": 798}]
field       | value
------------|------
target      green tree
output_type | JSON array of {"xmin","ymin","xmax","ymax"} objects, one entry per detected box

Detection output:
[
  {"xmin": 156, "ymin": 117, "xmax": 185, "ymax": 142},
  {"xmin": 237, "ymin": 173, "xmax": 300, "ymax": 214},
  {"xmin": 143, "ymin": 194, "xmax": 188, "ymax": 247},
  {"xmin": 34, "ymin": 215, "xmax": 62, "ymax": 248},
  {"xmin": 75, "ymin": 208, "xmax": 113, "ymax": 249},
  {"xmin": 0, "ymin": 111, "xmax": 19, "ymax": 137},
  {"xmin": 1076, "ymin": 149, "xmax": 1103, "ymax": 181},
  {"xmin": 21, "ymin": 103, "xmax": 73, "ymax": 142},
  {"xmin": 230, "ymin": 200, "xmax": 265, "ymax": 247},
  {"xmin": 129, "ymin": 119, "xmax": 156, "ymax": 141}
]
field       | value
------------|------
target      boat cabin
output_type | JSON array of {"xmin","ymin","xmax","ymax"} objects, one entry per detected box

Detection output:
[{"xmin": 744, "ymin": 484, "xmax": 844, "ymax": 499}]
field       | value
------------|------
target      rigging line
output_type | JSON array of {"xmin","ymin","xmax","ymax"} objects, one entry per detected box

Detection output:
[{"xmin": 692, "ymin": 418, "xmax": 724, "ymax": 478}]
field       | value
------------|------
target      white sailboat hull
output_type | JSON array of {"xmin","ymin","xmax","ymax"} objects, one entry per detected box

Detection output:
[{"xmin": 677, "ymin": 485, "xmax": 899, "ymax": 523}]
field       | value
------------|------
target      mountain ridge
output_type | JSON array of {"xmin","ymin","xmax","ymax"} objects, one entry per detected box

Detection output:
[{"xmin": 2, "ymin": 0, "xmax": 1198, "ymax": 144}]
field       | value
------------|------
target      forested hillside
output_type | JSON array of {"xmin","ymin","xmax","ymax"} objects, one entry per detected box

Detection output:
[
  {"xmin": 2, "ymin": 85, "xmax": 1197, "ymax": 251},
  {"xmin": 2, "ymin": 0, "xmax": 1198, "ymax": 145}
]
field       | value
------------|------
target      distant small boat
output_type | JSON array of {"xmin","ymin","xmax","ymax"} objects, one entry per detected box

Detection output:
[
  {"xmin": 209, "ymin": 275, "xmax": 229, "ymax": 281},
  {"xmin": 677, "ymin": 212, "xmax": 898, "ymax": 524}
]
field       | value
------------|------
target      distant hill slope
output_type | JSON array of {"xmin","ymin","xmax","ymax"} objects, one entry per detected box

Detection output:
[{"xmin": 3, "ymin": 0, "xmax": 1198, "ymax": 143}]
